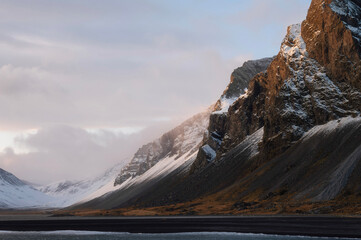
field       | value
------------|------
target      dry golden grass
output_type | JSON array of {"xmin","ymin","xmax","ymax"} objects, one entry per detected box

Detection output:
[{"xmin": 51, "ymin": 195, "xmax": 361, "ymax": 217}]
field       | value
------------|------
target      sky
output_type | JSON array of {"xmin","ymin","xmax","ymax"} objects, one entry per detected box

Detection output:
[{"xmin": 0, "ymin": 0, "xmax": 311, "ymax": 184}]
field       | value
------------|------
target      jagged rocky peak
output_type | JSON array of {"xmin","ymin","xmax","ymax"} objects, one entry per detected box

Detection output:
[
  {"xmin": 213, "ymin": 57, "xmax": 274, "ymax": 113},
  {"xmin": 301, "ymin": 0, "xmax": 361, "ymax": 90},
  {"xmin": 263, "ymin": 21, "xmax": 360, "ymax": 159},
  {"xmin": 114, "ymin": 111, "xmax": 210, "ymax": 186},
  {"xmin": 190, "ymin": 58, "xmax": 273, "ymax": 173},
  {"xmin": 261, "ymin": 0, "xmax": 361, "ymax": 158},
  {"xmin": 192, "ymin": 0, "xmax": 361, "ymax": 173}
]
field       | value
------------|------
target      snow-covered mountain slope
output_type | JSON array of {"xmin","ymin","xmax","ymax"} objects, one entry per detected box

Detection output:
[
  {"xmin": 114, "ymin": 111, "xmax": 210, "ymax": 186},
  {"xmin": 0, "ymin": 168, "xmax": 54, "ymax": 209},
  {"xmin": 37, "ymin": 163, "xmax": 124, "ymax": 207},
  {"xmin": 2, "ymin": 112, "xmax": 208, "ymax": 209},
  {"xmin": 115, "ymin": 149, "xmax": 199, "ymax": 195},
  {"xmin": 73, "ymin": 124, "xmax": 265, "ymax": 210},
  {"xmin": 72, "ymin": 111, "xmax": 210, "ymax": 209},
  {"xmin": 80, "ymin": 150, "xmax": 200, "ymax": 210}
]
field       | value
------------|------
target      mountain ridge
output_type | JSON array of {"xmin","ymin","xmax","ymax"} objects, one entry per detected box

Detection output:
[
  {"xmin": 0, "ymin": 168, "xmax": 54, "ymax": 209},
  {"xmin": 66, "ymin": 0, "xmax": 361, "ymax": 215},
  {"xmin": 4, "ymin": 0, "xmax": 360, "ymax": 215},
  {"xmin": 113, "ymin": 111, "xmax": 211, "ymax": 187}
]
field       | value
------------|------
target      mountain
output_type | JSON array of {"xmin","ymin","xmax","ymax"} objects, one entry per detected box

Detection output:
[
  {"xmin": 71, "ymin": 110, "xmax": 212, "ymax": 209},
  {"xmin": 69, "ymin": 0, "xmax": 361, "ymax": 215},
  {"xmin": 191, "ymin": 57, "xmax": 273, "ymax": 172},
  {"xmin": 0, "ymin": 168, "xmax": 54, "ymax": 209},
  {"xmin": 37, "ymin": 163, "xmax": 124, "ymax": 207},
  {"xmin": 193, "ymin": 0, "xmax": 361, "ymax": 171},
  {"xmin": 70, "ymin": 58, "xmax": 273, "ymax": 210},
  {"xmin": 113, "ymin": 112, "xmax": 209, "ymax": 187},
  {"xmin": 0, "ymin": 162, "xmax": 125, "ymax": 209},
  {"xmin": 114, "ymin": 58, "xmax": 273, "ymax": 186}
]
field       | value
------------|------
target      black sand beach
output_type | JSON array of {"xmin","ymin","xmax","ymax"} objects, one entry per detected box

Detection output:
[{"xmin": 0, "ymin": 216, "xmax": 361, "ymax": 238}]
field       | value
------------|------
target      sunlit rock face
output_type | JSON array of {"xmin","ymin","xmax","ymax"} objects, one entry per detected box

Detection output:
[
  {"xmin": 302, "ymin": 0, "xmax": 361, "ymax": 90},
  {"xmin": 74, "ymin": 0, "xmax": 361, "ymax": 211},
  {"xmin": 262, "ymin": 22, "xmax": 361, "ymax": 160},
  {"xmin": 192, "ymin": 0, "xmax": 361, "ymax": 172},
  {"xmin": 262, "ymin": 0, "xmax": 361, "ymax": 159}
]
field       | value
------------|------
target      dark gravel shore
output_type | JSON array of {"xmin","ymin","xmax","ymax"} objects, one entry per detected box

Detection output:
[{"xmin": 1, "ymin": 216, "xmax": 361, "ymax": 238}]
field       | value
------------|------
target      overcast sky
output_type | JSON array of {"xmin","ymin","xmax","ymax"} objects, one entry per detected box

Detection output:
[{"xmin": 0, "ymin": 0, "xmax": 311, "ymax": 184}]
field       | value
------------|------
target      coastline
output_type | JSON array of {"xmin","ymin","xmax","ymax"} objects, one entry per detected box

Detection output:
[{"xmin": 1, "ymin": 216, "xmax": 361, "ymax": 238}]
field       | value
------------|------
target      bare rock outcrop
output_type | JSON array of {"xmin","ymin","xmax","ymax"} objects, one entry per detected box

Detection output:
[
  {"xmin": 302, "ymin": 0, "xmax": 361, "ymax": 90},
  {"xmin": 192, "ymin": 0, "xmax": 361, "ymax": 172},
  {"xmin": 190, "ymin": 58, "xmax": 273, "ymax": 173}
]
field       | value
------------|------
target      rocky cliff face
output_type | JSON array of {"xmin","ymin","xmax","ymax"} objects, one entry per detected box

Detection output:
[
  {"xmin": 192, "ymin": 0, "xmax": 361, "ymax": 172},
  {"xmin": 302, "ymin": 0, "xmax": 361, "ymax": 90},
  {"xmin": 114, "ymin": 111, "xmax": 210, "ymax": 186},
  {"xmin": 217, "ymin": 57, "xmax": 275, "ymax": 101},
  {"xmin": 262, "ymin": 22, "xmax": 361, "ymax": 160},
  {"xmin": 191, "ymin": 57, "xmax": 273, "ymax": 173},
  {"xmin": 262, "ymin": 0, "xmax": 361, "ymax": 160}
]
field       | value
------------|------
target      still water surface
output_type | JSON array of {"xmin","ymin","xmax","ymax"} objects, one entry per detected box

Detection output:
[{"xmin": 0, "ymin": 231, "xmax": 356, "ymax": 240}]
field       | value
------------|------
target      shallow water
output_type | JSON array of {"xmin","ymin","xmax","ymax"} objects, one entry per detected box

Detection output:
[{"xmin": 0, "ymin": 231, "xmax": 356, "ymax": 240}]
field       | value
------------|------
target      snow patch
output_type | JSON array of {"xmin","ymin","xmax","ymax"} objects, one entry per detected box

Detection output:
[
  {"xmin": 114, "ymin": 112, "xmax": 209, "ymax": 187},
  {"xmin": 281, "ymin": 24, "xmax": 308, "ymax": 59},
  {"xmin": 202, "ymin": 145, "xmax": 216, "ymax": 162},
  {"xmin": 116, "ymin": 149, "xmax": 198, "ymax": 191},
  {"xmin": 213, "ymin": 89, "xmax": 249, "ymax": 115},
  {"xmin": 37, "ymin": 163, "xmax": 124, "ymax": 207},
  {"xmin": 213, "ymin": 96, "xmax": 237, "ymax": 114}
]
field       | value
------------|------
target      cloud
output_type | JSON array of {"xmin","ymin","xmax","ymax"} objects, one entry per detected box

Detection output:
[
  {"xmin": 0, "ymin": 64, "xmax": 64, "ymax": 95},
  {"xmin": 0, "ymin": 0, "xmax": 312, "ymax": 183},
  {"xmin": 0, "ymin": 123, "xmax": 174, "ymax": 184},
  {"xmin": 0, "ymin": 1, "xmax": 312, "ymax": 132}
]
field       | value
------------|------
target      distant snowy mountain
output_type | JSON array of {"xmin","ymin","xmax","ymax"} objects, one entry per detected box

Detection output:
[
  {"xmin": 0, "ymin": 168, "xmax": 54, "ymax": 209},
  {"xmin": 37, "ymin": 163, "xmax": 124, "ymax": 207}
]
